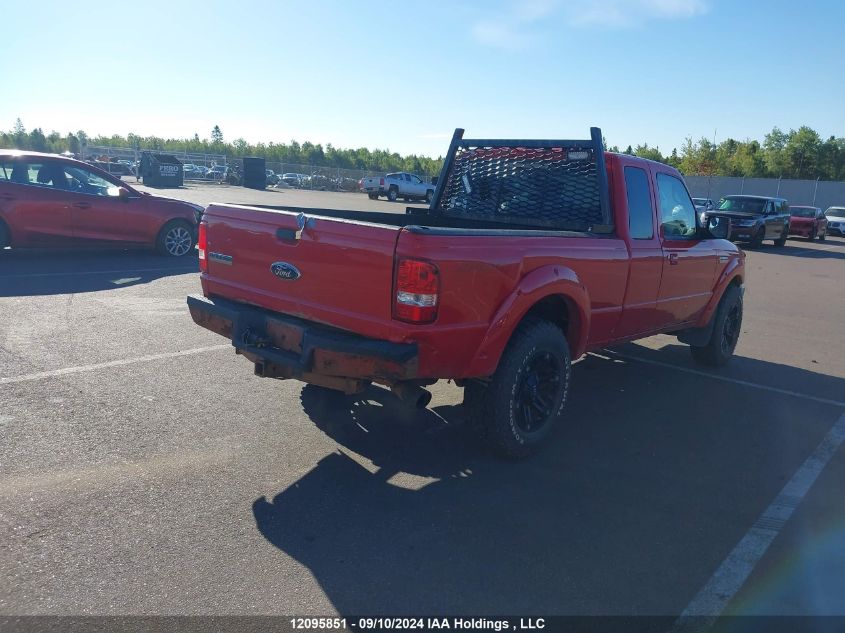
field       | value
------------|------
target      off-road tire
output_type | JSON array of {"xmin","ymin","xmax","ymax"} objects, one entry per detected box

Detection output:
[
  {"xmin": 156, "ymin": 220, "xmax": 195, "ymax": 257},
  {"xmin": 690, "ymin": 284, "xmax": 743, "ymax": 367},
  {"xmin": 463, "ymin": 318, "xmax": 571, "ymax": 459}
]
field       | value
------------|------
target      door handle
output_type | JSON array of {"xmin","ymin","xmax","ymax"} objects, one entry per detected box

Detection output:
[
  {"xmin": 668, "ymin": 252, "xmax": 679, "ymax": 265},
  {"xmin": 71, "ymin": 202, "xmax": 91, "ymax": 209}
]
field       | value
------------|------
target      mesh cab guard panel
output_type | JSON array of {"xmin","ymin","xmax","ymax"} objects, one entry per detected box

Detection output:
[{"xmin": 431, "ymin": 128, "xmax": 612, "ymax": 233}]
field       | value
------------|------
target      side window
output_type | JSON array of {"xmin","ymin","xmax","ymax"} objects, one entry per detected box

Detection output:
[
  {"xmin": 62, "ymin": 165, "xmax": 121, "ymax": 197},
  {"xmin": 5, "ymin": 161, "xmax": 65, "ymax": 189},
  {"xmin": 624, "ymin": 166, "xmax": 654, "ymax": 239},
  {"xmin": 32, "ymin": 161, "xmax": 70, "ymax": 189},
  {"xmin": 0, "ymin": 160, "xmax": 15, "ymax": 182},
  {"xmin": 656, "ymin": 173, "xmax": 697, "ymax": 238},
  {"xmin": 765, "ymin": 201, "xmax": 774, "ymax": 214},
  {"xmin": 410, "ymin": 175, "xmax": 421, "ymax": 184}
]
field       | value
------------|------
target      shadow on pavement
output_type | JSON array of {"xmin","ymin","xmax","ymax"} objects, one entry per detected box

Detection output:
[
  {"xmin": 0, "ymin": 248, "xmax": 198, "ymax": 297},
  {"xmin": 772, "ymin": 241, "xmax": 845, "ymax": 260},
  {"xmin": 252, "ymin": 352, "xmax": 845, "ymax": 615}
]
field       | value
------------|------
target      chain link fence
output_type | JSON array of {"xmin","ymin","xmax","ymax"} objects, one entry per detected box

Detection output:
[
  {"xmin": 79, "ymin": 145, "xmax": 435, "ymax": 191},
  {"xmin": 686, "ymin": 175, "xmax": 845, "ymax": 210}
]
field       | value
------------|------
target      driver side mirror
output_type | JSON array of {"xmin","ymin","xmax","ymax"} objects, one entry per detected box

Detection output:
[
  {"xmin": 706, "ymin": 215, "xmax": 732, "ymax": 240},
  {"xmin": 118, "ymin": 187, "xmax": 130, "ymax": 202}
]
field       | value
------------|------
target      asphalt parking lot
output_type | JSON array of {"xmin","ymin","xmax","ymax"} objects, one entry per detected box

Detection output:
[{"xmin": 1, "ymin": 185, "xmax": 844, "ymax": 618}]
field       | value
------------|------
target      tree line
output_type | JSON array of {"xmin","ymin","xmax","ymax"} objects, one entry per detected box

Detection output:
[
  {"xmin": 2, "ymin": 119, "xmax": 844, "ymax": 181},
  {"xmin": 0, "ymin": 120, "xmax": 444, "ymax": 176},
  {"xmin": 609, "ymin": 126, "xmax": 845, "ymax": 181}
]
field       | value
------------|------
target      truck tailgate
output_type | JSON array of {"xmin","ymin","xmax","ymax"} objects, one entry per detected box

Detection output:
[{"xmin": 201, "ymin": 204, "xmax": 401, "ymax": 338}]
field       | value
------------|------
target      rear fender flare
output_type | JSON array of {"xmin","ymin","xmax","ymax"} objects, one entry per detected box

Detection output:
[{"xmin": 467, "ymin": 265, "xmax": 590, "ymax": 377}]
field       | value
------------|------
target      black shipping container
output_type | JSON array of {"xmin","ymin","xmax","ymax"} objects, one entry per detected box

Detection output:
[
  {"xmin": 140, "ymin": 152, "xmax": 184, "ymax": 188},
  {"xmin": 242, "ymin": 157, "xmax": 266, "ymax": 190}
]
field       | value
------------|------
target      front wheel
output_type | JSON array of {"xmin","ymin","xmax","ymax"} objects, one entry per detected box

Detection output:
[
  {"xmin": 690, "ymin": 285, "xmax": 743, "ymax": 367},
  {"xmin": 464, "ymin": 318, "xmax": 571, "ymax": 459},
  {"xmin": 819, "ymin": 229, "xmax": 826, "ymax": 241},
  {"xmin": 156, "ymin": 220, "xmax": 195, "ymax": 257},
  {"xmin": 425, "ymin": 189, "xmax": 434, "ymax": 204},
  {"xmin": 750, "ymin": 227, "xmax": 765, "ymax": 248},
  {"xmin": 774, "ymin": 224, "xmax": 788, "ymax": 246}
]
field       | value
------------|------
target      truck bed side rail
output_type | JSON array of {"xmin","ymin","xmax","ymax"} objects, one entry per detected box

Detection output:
[{"xmin": 429, "ymin": 127, "xmax": 613, "ymax": 234}]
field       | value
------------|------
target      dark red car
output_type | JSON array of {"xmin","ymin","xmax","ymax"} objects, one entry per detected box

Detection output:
[
  {"xmin": 788, "ymin": 205, "xmax": 828, "ymax": 241},
  {"xmin": 0, "ymin": 150, "xmax": 202, "ymax": 256}
]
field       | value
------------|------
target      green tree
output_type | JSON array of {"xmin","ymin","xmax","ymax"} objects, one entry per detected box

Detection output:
[
  {"xmin": 29, "ymin": 128, "xmax": 47, "ymax": 152},
  {"xmin": 211, "ymin": 125, "xmax": 223, "ymax": 145},
  {"xmin": 784, "ymin": 126, "xmax": 822, "ymax": 180},
  {"xmin": 763, "ymin": 127, "xmax": 788, "ymax": 177}
]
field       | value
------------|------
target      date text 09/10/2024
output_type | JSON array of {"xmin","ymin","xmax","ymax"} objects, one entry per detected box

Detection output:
[{"xmin": 289, "ymin": 617, "xmax": 546, "ymax": 631}]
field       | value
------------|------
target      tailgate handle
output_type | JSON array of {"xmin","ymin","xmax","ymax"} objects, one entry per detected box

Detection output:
[
  {"xmin": 276, "ymin": 228, "xmax": 302, "ymax": 241},
  {"xmin": 276, "ymin": 212, "xmax": 308, "ymax": 241}
]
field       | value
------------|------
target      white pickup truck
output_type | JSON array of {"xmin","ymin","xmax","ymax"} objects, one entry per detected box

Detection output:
[{"xmin": 360, "ymin": 172, "xmax": 435, "ymax": 203}]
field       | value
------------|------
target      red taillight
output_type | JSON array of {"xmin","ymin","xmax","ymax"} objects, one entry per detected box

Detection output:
[
  {"xmin": 380, "ymin": 177, "xmax": 385, "ymax": 186},
  {"xmin": 393, "ymin": 258, "xmax": 439, "ymax": 323},
  {"xmin": 198, "ymin": 222, "xmax": 208, "ymax": 272}
]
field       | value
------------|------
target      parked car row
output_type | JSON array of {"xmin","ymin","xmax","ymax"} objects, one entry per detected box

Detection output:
[
  {"xmin": 702, "ymin": 195, "xmax": 842, "ymax": 246},
  {"xmin": 272, "ymin": 172, "xmax": 360, "ymax": 191}
]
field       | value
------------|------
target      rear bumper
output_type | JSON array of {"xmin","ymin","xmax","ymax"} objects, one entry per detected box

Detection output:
[
  {"xmin": 187, "ymin": 294, "xmax": 419, "ymax": 392},
  {"xmin": 789, "ymin": 223, "xmax": 813, "ymax": 236}
]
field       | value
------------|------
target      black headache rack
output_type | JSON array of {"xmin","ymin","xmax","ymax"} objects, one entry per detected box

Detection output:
[{"xmin": 423, "ymin": 127, "xmax": 613, "ymax": 233}]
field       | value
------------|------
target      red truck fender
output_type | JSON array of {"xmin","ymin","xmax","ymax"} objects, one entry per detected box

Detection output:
[
  {"xmin": 695, "ymin": 255, "xmax": 745, "ymax": 329},
  {"xmin": 466, "ymin": 265, "xmax": 591, "ymax": 377}
]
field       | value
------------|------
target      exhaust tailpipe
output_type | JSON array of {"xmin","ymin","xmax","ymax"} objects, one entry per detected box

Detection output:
[{"xmin": 391, "ymin": 382, "xmax": 432, "ymax": 409}]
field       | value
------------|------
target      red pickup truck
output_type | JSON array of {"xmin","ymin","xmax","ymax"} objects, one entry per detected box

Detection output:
[{"xmin": 188, "ymin": 128, "xmax": 745, "ymax": 458}]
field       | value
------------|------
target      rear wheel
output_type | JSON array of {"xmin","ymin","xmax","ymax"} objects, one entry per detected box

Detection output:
[
  {"xmin": 690, "ymin": 285, "xmax": 743, "ymax": 367},
  {"xmin": 367, "ymin": 193, "xmax": 378, "ymax": 200},
  {"xmin": 464, "ymin": 318, "xmax": 571, "ymax": 459},
  {"xmin": 387, "ymin": 187, "xmax": 398, "ymax": 202},
  {"xmin": 156, "ymin": 220, "xmax": 194, "ymax": 257}
]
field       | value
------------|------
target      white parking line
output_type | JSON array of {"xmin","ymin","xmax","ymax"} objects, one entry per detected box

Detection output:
[
  {"xmin": 671, "ymin": 411, "xmax": 845, "ymax": 628},
  {"xmin": 600, "ymin": 351, "xmax": 845, "ymax": 408},
  {"xmin": 0, "ymin": 344, "xmax": 230, "ymax": 385},
  {"xmin": 1, "ymin": 267, "xmax": 197, "ymax": 279}
]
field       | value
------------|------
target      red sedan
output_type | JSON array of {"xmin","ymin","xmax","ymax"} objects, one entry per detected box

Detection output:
[
  {"xmin": 0, "ymin": 150, "xmax": 202, "ymax": 256},
  {"xmin": 789, "ymin": 205, "xmax": 828, "ymax": 241}
]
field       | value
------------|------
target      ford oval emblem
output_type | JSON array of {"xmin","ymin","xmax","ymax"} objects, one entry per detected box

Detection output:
[{"xmin": 270, "ymin": 261, "xmax": 301, "ymax": 280}]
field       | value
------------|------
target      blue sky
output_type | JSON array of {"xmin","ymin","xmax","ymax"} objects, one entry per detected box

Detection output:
[{"xmin": 2, "ymin": 0, "xmax": 843, "ymax": 157}]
